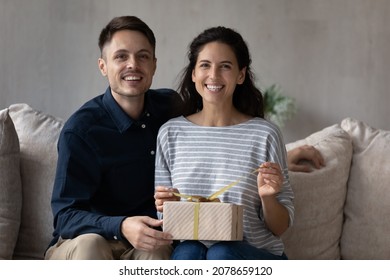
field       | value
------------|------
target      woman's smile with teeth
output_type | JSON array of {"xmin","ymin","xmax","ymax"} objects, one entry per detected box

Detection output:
[{"xmin": 206, "ymin": 84, "xmax": 223, "ymax": 91}]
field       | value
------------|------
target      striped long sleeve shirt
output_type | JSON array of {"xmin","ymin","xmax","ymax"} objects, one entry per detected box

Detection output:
[{"xmin": 155, "ymin": 116, "xmax": 294, "ymax": 256}]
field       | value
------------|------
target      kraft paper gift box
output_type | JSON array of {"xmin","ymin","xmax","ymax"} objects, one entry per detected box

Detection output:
[{"xmin": 163, "ymin": 201, "xmax": 243, "ymax": 241}]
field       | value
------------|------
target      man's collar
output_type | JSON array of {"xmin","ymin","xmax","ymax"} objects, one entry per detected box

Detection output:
[{"xmin": 102, "ymin": 87, "xmax": 136, "ymax": 133}]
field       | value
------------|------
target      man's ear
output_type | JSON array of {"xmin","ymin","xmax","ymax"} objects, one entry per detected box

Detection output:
[
  {"xmin": 152, "ymin": 57, "xmax": 157, "ymax": 76},
  {"xmin": 98, "ymin": 58, "xmax": 107, "ymax": 76}
]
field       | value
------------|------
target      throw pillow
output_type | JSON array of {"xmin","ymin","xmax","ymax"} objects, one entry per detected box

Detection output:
[
  {"xmin": 282, "ymin": 124, "xmax": 352, "ymax": 259},
  {"xmin": 9, "ymin": 104, "xmax": 64, "ymax": 259},
  {"xmin": 0, "ymin": 108, "xmax": 22, "ymax": 259},
  {"xmin": 340, "ymin": 118, "xmax": 390, "ymax": 259}
]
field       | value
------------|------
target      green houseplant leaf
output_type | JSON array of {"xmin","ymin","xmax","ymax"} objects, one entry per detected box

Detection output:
[{"xmin": 263, "ymin": 84, "xmax": 297, "ymax": 127}]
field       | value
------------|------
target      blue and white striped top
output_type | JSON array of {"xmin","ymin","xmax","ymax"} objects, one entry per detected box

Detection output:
[{"xmin": 155, "ymin": 116, "xmax": 294, "ymax": 256}]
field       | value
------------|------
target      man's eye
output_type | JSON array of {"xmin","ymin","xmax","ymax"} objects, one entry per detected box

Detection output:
[
  {"xmin": 115, "ymin": 54, "xmax": 127, "ymax": 60},
  {"xmin": 139, "ymin": 54, "xmax": 150, "ymax": 60}
]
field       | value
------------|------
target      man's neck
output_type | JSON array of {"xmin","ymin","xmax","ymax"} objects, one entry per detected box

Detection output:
[{"xmin": 112, "ymin": 92, "xmax": 145, "ymax": 120}]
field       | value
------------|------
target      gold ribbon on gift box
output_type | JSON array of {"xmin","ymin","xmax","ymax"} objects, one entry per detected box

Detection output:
[
  {"xmin": 171, "ymin": 167, "xmax": 263, "ymax": 239},
  {"xmin": 172, "ymin": 179, "xmax": 241, "ymax": 239},
  {"xmin": 172, "ymin": 178, "xmax": 241, "ymax": 203},
  {"xmin": 172, "ymin": 166, "xmax": 263, "ymax": 202}
]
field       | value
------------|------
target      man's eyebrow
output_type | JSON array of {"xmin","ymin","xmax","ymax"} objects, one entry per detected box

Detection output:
[
  {"xmin": 113, "ymin": 48, "xmax": 152, "ymax": 54},
  {"xmin": 137, "ymin": 49, "xmax": 154, "ymax": 55},
  {"xmin": 113, "ymin": 49, "xmax": 129, "ymax": 55}
]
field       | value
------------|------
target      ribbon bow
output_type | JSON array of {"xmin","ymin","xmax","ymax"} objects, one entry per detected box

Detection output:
[{"xmin": 172, "ymin": 166, "xmax": 262, "ymax": 202}]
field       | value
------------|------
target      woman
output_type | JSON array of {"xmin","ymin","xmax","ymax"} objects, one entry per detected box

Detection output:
[{"xmin": 154, "ymin": 26, "xmax": 294, "ymax": 260}]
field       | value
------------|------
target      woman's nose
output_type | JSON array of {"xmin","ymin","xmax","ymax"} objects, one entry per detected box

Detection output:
[{"xmin": 209, "ymin": 66, "xmax": 219, "ymax": 79}]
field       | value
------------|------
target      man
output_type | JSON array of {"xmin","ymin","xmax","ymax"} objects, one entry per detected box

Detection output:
[
  {"xmin": 45, "ymin": 15, "xmax": 324, "ymax": 260},
  {"xmin": 45, "ymin": 16, "xmax": 179, "ymax": 260}
]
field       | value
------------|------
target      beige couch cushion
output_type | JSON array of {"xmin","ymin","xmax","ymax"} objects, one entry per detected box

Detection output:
[
  {"xmin": 9, "ymin": 104, "xmax": 64, "ymax": 259},
  {"xmin": 340, "ymin": 118, "xmax": 390, "ymax": 259},
  {"xmin": 0, "ymin": 108, "xmax": 22, "ymax": 259},
  {"xmin": 282, "ymin": 124, "xmax": 352, "ymax": 259}
]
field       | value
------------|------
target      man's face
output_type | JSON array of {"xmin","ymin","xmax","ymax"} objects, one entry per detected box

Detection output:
[{"xmin": 98, "ymin": 30, "xmax": 157, "ymax": 102}]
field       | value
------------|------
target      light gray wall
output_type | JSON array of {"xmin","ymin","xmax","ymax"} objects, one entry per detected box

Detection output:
[{"xmin": 1, "ymin": 0, "xmax": 389, "ymax": 143}]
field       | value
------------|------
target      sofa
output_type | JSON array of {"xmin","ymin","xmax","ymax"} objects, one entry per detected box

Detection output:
[{"xmin": 1, "ymin": 103, "xmax": 389, "ymax": 260}]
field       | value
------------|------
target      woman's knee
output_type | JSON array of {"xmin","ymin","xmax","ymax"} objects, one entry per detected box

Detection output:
[
  {"xmin": 207, "ymin": 242, "xmax": 243, "ymax": 260},
  {"xmin": 171, "ymin": 241, "xmax": 207, "ymax": 260}
]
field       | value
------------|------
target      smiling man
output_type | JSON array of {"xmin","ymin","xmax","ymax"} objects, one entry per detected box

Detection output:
[
  {"xmin": 45, "ymin": 15, "xmax": 324, "ymax": 261},
  {"xmin": 45, "ymin": 16, "xmax": 181, "ymax": 260}
]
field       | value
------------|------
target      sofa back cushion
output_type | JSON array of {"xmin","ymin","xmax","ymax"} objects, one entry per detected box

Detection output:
[
  {"xmin": 9, "ymin": 104, "xmax": 64, "ymax": 259},
  {"xmin": 282, "ymin": 124, "xmax": 352, "ymax": 259},
  {"xmin": 340, "ymin": 118, "xmax": 390, "ymax": 259},
  {"xmin": 0, "ymin": 108, "xmax": 22, "ymax": 259}
]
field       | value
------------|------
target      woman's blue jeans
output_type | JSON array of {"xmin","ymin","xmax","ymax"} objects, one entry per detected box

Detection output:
[{"xmin": 171, "ymin": 240, "xmax": 288, "ymax": 260}]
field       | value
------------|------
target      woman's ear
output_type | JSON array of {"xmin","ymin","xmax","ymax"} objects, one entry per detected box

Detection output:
[
  {"xmin": 237, "ymin": 67, "xmax": 246, "ymax": 84},
  {"xmin": 192, "ymin": 69, "xmax": 196, "ymax": 82}
]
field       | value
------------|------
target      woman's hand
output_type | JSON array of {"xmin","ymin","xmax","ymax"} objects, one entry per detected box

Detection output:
[
  {"xmin": 154, "ymin": 186, "xmax": 180, "ymax": 213},
  {"xmin": 256, "ymin": 162, "xmax": 289, "ymax": 236},
  {"xmin": 257, "ymin": 162, "xmax": 283, "ymax": 198}
]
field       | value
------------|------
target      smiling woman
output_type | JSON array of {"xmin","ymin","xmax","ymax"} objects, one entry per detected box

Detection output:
[
  {"xmin": 190, "ymin": 41, "xmax": 246, "ymax": 125},
  {"xmin": 154, "ymin": 26, "xmax": 294, "ymax": 260}
]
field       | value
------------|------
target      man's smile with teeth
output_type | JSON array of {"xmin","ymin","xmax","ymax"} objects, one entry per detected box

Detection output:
[{"xmin": 124, "ymin": 76, "xmax": 141, "ymax": 81}]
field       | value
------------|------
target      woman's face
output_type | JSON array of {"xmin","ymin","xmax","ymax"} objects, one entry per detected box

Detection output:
[{"xmin": 192, "ymin": 42, "xmax": 246, "ymax": 108}]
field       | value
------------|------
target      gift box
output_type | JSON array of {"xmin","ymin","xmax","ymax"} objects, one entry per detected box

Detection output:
[{"xmin": 163, "ymin": 201, "xmax": 243, "ymax": 241}]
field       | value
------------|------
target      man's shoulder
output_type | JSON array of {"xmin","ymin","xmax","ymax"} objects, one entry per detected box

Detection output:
[
  {"xmin": 63, "ymin": 95, "xmax": 105, "ymax": 132},
  {"xmin": 147, "ymin": 88, "xmax": 183, "ymax": 118},
  {"xmin": 147, "ymin": 88, "xmax": 178, "ymax": 101}
]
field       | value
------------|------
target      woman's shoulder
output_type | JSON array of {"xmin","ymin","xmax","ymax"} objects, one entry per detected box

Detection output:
[
  {"xmin": 248, "ymin": 117, "xmax": 278, "ymax": 128},
  {"xmin": 159, "ymin": 116, "xmax": 190, "ymax": 131},
  {"xmin": 163, "ymin": 115, "xmax": 187, "ymax": 125},
  {"xmin": 246, "ymin": 117, "xmax": 284, "ymax": 137}
]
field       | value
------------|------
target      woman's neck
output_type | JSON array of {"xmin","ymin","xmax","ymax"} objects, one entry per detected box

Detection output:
[{"xmin": 187, "ymin": 106, "xmax": 251, "ymax": 127}]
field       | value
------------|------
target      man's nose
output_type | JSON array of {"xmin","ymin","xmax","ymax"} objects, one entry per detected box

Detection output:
[{"xmin": 126, "ymin": 55, "xmax": 137, "ymax": 69}]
